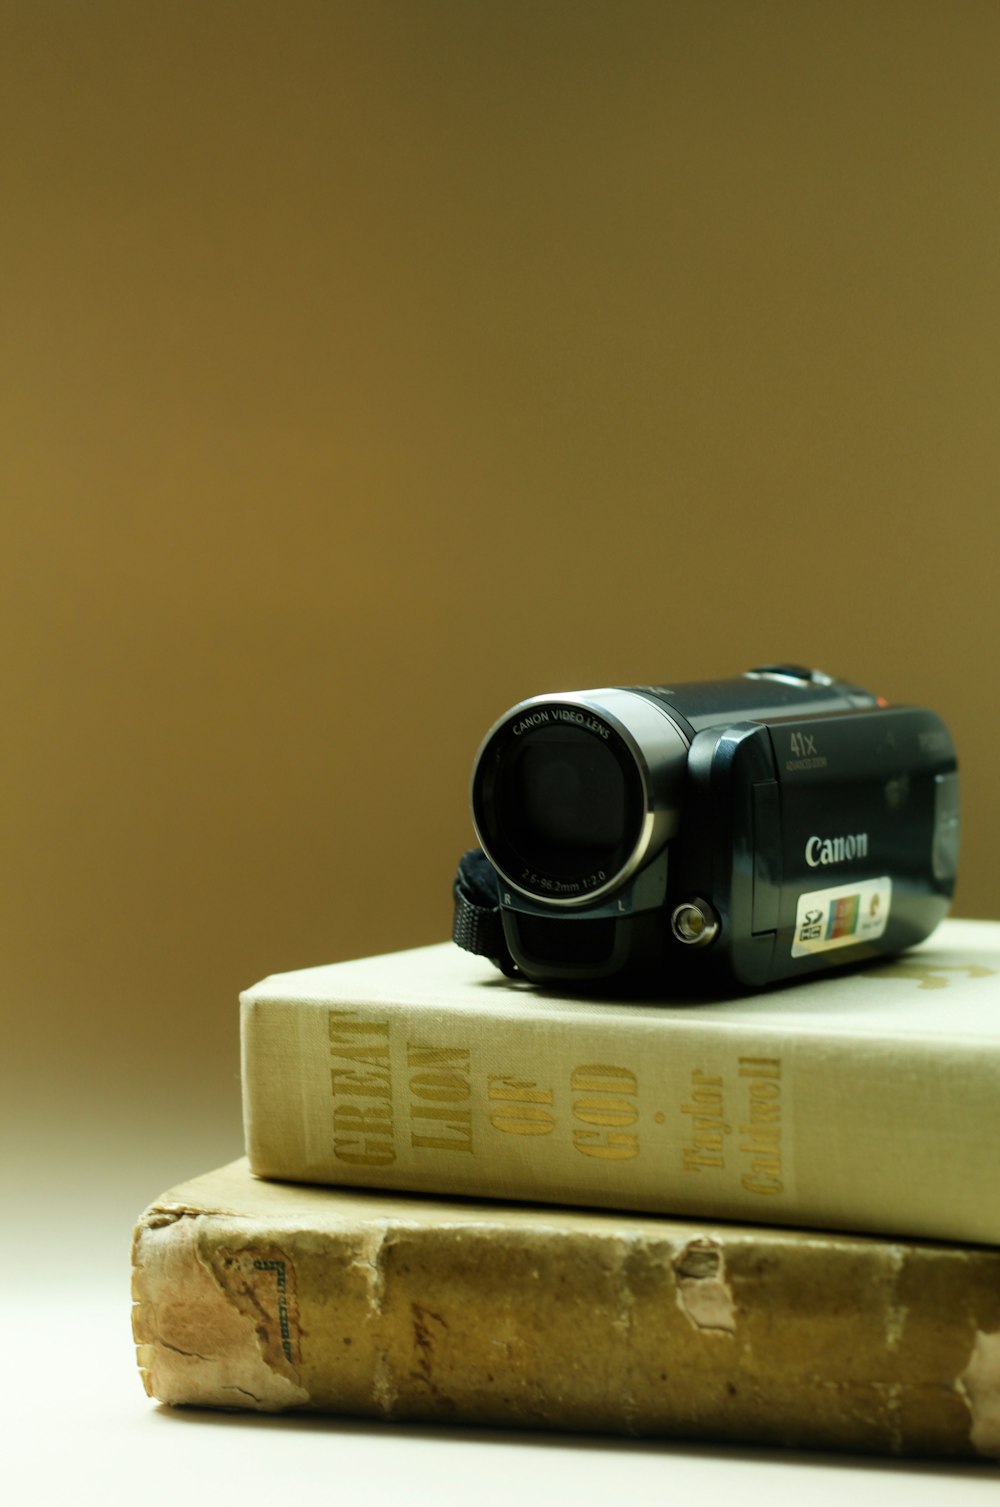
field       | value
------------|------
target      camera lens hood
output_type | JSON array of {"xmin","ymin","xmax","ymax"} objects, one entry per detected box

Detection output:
[{"xmin": 471, "ymin": 688, "xmax": 689, "ymax": 908}]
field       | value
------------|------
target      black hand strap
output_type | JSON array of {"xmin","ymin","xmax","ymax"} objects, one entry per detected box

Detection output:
[{"xmin": 452, "ymin": 848, "xmax": 519, "ymax": 976}]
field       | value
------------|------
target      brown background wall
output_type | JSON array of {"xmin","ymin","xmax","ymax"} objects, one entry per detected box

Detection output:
[{"xmin": 3, "ymin": 1, "xmax": 998, "ymax": 1212}]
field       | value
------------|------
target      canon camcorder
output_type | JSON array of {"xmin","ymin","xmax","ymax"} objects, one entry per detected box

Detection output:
[{"xmin": 453, "ymin": 666, "xmax": 959, "ymax": 991}]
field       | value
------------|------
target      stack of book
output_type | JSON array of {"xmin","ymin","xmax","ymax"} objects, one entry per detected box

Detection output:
[{"xmin": 132, "ymin": 917, "xmax": 1000, "ymax": 1460}]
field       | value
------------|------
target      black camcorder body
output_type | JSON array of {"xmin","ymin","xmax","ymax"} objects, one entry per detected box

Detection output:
[{"xmin": 454, "ymin": 666, "xmax": 959, "ymax": 992}]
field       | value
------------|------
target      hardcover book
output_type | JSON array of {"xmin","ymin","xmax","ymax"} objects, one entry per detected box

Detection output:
[
  {"xmin": 132, "ymin": 1160, "xmax": 1000, "ymax": 1459},
  {"xmin": 240, "ymin": 917, "xmax": 1000, "ymax": 1245}
]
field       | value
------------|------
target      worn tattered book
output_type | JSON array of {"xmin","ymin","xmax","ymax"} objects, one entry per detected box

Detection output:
[
  {"xmin": 240, "ymin": 917, "xmax": 1000, "ymax": 1245},
  {"xmin": 132, "ymin": 1159, "xmax": 1000, "ymax": 1458}
]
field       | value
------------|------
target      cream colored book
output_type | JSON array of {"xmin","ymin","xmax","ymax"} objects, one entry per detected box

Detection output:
[
  {"xmin": 241, "ymin": 917, "xmax": 1000, "ymax": 1245},
  {"xmin": 132, "ymin": 1159, "xmax": 1000, "ymax": 1459}
]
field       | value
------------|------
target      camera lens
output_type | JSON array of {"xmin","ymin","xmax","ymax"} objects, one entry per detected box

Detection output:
[
  {"xmin": 471, "ymin": 690, "xmax": 688, "ymax": 907},
  {"xmin": 495, "ymin": 726, "xmax": 637, "ymax": 881}
]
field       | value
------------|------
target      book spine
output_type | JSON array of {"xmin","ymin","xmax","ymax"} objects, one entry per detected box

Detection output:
[
  {"xmin": 240, "ymin": 988, "xmax": 1000, "ymax": 1245},
  {"xmin": 131, "ymin": 1200, "xmax": 1000, "ymax": 1458}
]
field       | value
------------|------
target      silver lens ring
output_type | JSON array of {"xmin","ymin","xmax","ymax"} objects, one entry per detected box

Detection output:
[{"xmin": 470, "ymin": 688, "xmax": 689, "ymax": 909}]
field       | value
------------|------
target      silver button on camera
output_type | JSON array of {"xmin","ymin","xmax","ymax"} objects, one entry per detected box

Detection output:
[{"xmin": 671, "ymin": 899, "xmax": 720, "ymax": 947}]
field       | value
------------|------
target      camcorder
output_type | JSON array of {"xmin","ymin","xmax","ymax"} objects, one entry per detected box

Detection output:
[{"xmin": 453, "ymin": 666, "xmax": 959, "ymax": 992}]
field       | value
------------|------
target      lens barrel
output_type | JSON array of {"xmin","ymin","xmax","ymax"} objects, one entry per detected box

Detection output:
[{"xmin": 471, "ymin": 689, "xmax": 689, "ymax": 908}]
